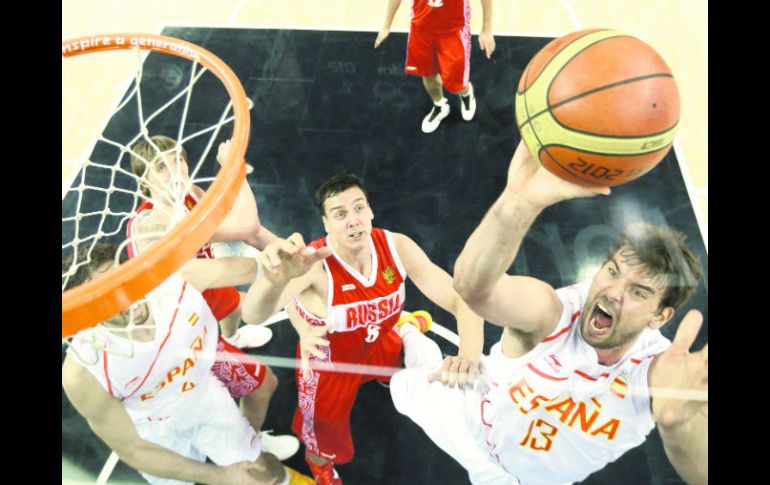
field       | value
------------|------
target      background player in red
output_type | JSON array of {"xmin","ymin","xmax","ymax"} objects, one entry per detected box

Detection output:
[
  {"xmin": 374, "ymin": 0, "xmax": 495, "ymax": 133},
  {"xmin": 242, "ymin": 174, "xmax": 484, "ymax": 484},
  {"xmin": 127, "ymin": 135, "xmax": 299, "ymax": 460}
]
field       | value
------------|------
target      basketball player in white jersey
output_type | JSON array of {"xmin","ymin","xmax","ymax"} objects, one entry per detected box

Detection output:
[
  {"xmin": 241, "ymin": 174, "xmax": 484, "ymax": 485},
  {"xmin": 388, "ymin": 140, "xmax": 707, "ymax": 484},
  {"xmin": 61, "ymin": 243, "xmax": 313, "ymax": 485},
  {"xmin": 126, "ymin": 135, "xmax": 299, "ymax": 460}
]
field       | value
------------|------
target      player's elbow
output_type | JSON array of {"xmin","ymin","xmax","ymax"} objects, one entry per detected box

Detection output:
[{"xmin": 453, "ymin": 268, "xmax": 486, "ymax": 306}]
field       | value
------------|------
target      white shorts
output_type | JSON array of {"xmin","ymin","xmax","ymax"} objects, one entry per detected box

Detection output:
[
  {"xmin": 133, "ymin": 374, "xmax": 261, "ymax": 485},
  {"xmin": 390, "ymin": 332, "xmax": 519, "ymax": 485}
]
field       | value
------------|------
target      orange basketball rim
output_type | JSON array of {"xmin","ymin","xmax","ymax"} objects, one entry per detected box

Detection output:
[{"xmin": 62, "ymin": 33, "xmax": 250, "ymax": 338}]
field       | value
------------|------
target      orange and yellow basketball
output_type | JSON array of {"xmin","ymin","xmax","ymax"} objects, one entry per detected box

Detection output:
[{"xmin": 515, "ymin": 29, "xmax": 680, "ymax": 187}]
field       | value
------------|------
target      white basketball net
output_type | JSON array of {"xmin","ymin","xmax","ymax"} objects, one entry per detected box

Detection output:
[{"xmin": 62, "ymin": 44, "xmax": 253, "ymax": 352}]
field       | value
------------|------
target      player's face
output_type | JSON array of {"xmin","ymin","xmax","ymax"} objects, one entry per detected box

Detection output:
[
  {"xmin": 581, "ymin": 251, "xmax": 673, "ymax": 364},
  {"xmin": 144, "ymin": 152, "xmax": 190, "ymax": 204},
  {"xmin": 322, "ymin": 187, "xmax": 374, "ymax": 251}
]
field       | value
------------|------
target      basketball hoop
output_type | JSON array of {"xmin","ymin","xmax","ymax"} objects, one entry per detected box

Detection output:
[{"xmin": 62, "ymin": 33, "xmax": 250, "ymax": 338}]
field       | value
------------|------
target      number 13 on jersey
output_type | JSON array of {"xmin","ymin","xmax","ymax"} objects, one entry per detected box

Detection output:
[{"xmin": 520, "ymin": 418, "xmax": 559, "ymax": 451}]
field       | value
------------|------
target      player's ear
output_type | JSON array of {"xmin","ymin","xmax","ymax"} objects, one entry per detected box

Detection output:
[{"xmin": 649, "ymin": 306, "xmax": 674, "ymax": 330}]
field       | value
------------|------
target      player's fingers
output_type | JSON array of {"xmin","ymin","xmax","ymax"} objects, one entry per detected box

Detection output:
[
  {"xmin": 308, "ymin": 345, "xmax": 327, "ymax": 360},
  {"xmin": 456, "ymin": 365, "xmax": 470, "ymax": 389},
  {"xmin": 313, "ymin": 338, "xmax": 330, "ymax": 348},
  {"xmin": 300, "ymin": 352, "xmax": 311, "ymax": 380},
  {"xmin": 309, "ymin": 245, "xmax": 333, "ymax": 262},
  {"xmin": 439, "ymin": 357, "xmax": 454, "ymax": 384},
  {"xmin": 459, "ymin": 361, "xmax": 479, "ymax": 389},
  {"xmin": 445, "ymin": 357, "xmax": 462, "ymax": 387},
  {"xmin": 260, "ymin": 248, "xmax": 281, "ymax": 271},
  {"xmin": 287, "ymin": 232, "xmax": 306, "ymax": 248},
  {"xmin": 672, "ymin": 309, "xmax": 704, "ymax": 354}
]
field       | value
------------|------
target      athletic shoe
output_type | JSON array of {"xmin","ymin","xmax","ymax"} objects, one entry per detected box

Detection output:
[
  {"xmin": 396, "ymin": 310, "xmax": 433, "ymax": 334},
  {"xmin": 460, "ymin": 83, "xmax": 476, "ymax": 121},
  {"xmin": 305, "ymin": 451, "xmax": 342, "ymax": 485},
  {"xmin": 421, "ymin": 98, "xmax": 450, "ymax": 133},
  {"xmin": 223, "ymin": 325, "xmax": 273, "ymax": 349},
  {"xmin": 260, "ymin": 431, "xmax": 300, "ymax": 461}
]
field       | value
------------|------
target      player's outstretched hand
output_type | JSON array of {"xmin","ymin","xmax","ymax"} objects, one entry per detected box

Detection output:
[
  {"xmin": 258, "ymin": 233, "xmax": 332, "ymax": 286},
  {"xmin": 216, "ymin": 139, "xmax": 236, "ymax": 165},
  {"xmin": 479, "ymin": 31, "xmax": 496, "ymax": 59},
  {"xmin": 217, "ymin": 460, "xmax": 271, "ymax": 485},
  {"xmin": 506, "ymin": 139, "xmax": 611, "ymax": 208},
  {"xmin": 374, "ymin": 29, "xmax": 390, "ymax": 48},
  {"xmin": 298, "ymin": 323, "xmax": 332, "ymax": 381},
  {"xmin": 428, "ymin": 354, "xmax": 480, "ymax": 389},
  {"xmin": 649, "ymin": 309, "xmax": 708, "ymax": 429}
]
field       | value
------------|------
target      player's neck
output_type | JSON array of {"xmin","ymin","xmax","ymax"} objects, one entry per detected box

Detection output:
[
  {"xmin": 330, "ymin": 237, "xmax": 372, "ymax": 276},
  {"xmin": 594, "ymin": 341, "xmax": 635, "ymax": 366}
]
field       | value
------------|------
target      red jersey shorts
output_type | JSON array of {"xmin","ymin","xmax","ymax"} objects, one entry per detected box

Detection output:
[
  {"xmin": 202, "ymin": 286, "xmax": 241, "ymax": 321},
  {"xmin": 291, "ymin": 328, "xmax": 403, "ymax": 464},
  {"xmin": 203, "ymin": 287, "xmax": 269, "ymax": 398},
  {"xmin": 405, "ymin": 24, "xmax": 472, "ymax": 93}
]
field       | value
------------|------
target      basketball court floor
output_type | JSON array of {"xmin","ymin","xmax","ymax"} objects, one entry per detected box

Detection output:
[{"xmin": 62, "ymin": 2, "xmax": 707, "ymax": 484}]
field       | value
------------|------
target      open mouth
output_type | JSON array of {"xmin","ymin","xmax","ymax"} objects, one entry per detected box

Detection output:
[
  {"xmin": 348, "ymin": 231, "xmax": 365, "ymax": 240},
  {"xmin": 588, "ymin": 301, "xmax": 615, "ymax": 337}
]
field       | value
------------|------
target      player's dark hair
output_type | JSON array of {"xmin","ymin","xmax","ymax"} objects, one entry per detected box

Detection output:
[
  {"xmin": 314, "ymin": 174, "xmax": 370, "ymax": 216},
  {"xmin": 63, "ymin": 242, "xmax": 127, "ymax": 291},
  {"xmin": 605, "ymin": 223, "xmax": 702, "ymax": 312}
]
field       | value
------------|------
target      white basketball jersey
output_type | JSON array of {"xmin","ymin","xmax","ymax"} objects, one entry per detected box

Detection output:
[
  {"xmin": 478, "ymin": 284, "xmax": 671, "ymax": 484},
  {"xmin": 67, "ymin": 274, "xmax": 219, "ymax": 423}
]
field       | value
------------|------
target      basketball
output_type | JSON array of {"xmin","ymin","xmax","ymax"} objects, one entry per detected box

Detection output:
[{"xmin": 515, "ymin": 29, "xmax": 680, "ymax": 187}]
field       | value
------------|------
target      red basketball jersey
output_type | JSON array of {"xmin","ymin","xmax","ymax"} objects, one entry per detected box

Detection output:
[
  {"xmin": 300, "ymin": 228, "xmax": 407, "ymax": 363},
  {"xmin": 411, "ymin": 0, "xmax": 470, "ymax": 34},
  {"xmin": 126, "ymin": 193, "xmax": 213, "ymax": 259}
]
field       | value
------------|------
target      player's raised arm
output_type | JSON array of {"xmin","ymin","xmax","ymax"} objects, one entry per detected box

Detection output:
[
  {"xmin": 242, "ymin": 233, "xmax": 331, "ymax": 325},
  {"xmin": 374, "ymin": 0, "xmax": 402, "ymax": 48},
  {"xmin": 649, "ymin": 309, "xmax": 708, "ymax": 485},
  {"xmin": 205, "ymin": 139, "xmax": 262, "ymax": 244},
  {"xmin": 393, "ymin": 232, "xmax": 483, "ymax": 388},
  {"xmin": 454, "ymin": 141, "xmax": 609, "ymax": 335}
]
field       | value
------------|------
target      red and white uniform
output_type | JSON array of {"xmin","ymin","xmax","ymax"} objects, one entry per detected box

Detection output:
[
  {"xmin": 405, "ymin": 0, "xmax": 472, "ymax": 93},
  {"xmin": 67, "ymin": 275, "xmax": 261, "ymax": 485},
  {"xmin": 126, "ymin": 193, "xmax": 267, "ymax": 398},
  {"xmin": 391, "ymin": 283, "xmax": 671, "ymax": 485},
  {"xmin": 292, "ymin": 228, "xmax": 406, "ymax": 463}
]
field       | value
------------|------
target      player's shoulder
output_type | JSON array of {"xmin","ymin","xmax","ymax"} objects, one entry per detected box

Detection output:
[{"xmin": 61, "ymin": 351, "xmax": 94, "ymax": 397}]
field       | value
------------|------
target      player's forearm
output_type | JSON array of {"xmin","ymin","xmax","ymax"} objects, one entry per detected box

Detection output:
[
  {"xmin": 454, "ymin": 190, "xmax": 542, "ymax": 304},
  {"xmin": 287, "ymin": 302, "xmax": 314, "ymax": 336},
  {"xmin": 246, "ymin": 225, "xmax": 280, "ymax": 251},
  {"xmin": 181, "ymin": 257, "xmax": 257, "ymax": 291},
  {"xmin": 382, "ymin": 0, "xmax": 402, "ymax": 30},
  {"xmin": 455, "ymin": 300, "xmax": 484, "ymax": 361},
  {"xmin": 658, "ymin": 413, "xmax": 708, "ymax": 485},
  {"xmin": 212, "ymin": 179, "xmax": 261, "ymax": 242},
  {"xmin": 243, "ymin": 277, "xmax": 288, "ymax": 325},
  {"xmin": 480, "ymin": 0, "xmax": 493, "ymax": 32},
  {"xmin": 118, "ymin": 439, "xmax": 222, "ymax": 484}
]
